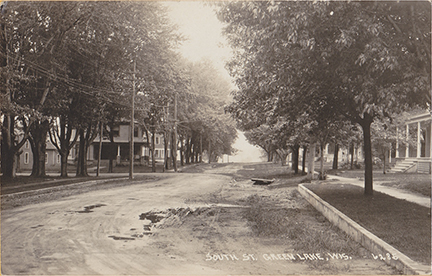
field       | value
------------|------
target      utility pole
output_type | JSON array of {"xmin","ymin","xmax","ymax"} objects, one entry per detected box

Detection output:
[
  {"xmin": 96, "ymin": 121, "xmax": 103, "ymax": 176},
  {"xmin": 199, "ymin": 131, "xmax": 203, "ymax": 163},
  {"xmin": 172, "ymin": 93, "xmax": 178, "ymax": 171},
  {"xmin": 208, "ymin": 139, "xmax": 211, "ymax": 164},
  {"xmin": 129, "ymin": 60, "xmax": 136, "ymax": 180}
]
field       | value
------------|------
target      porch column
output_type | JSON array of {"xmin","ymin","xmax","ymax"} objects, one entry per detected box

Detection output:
[
  {"xmin": 405, "ymin": 124, "xmax": 409, "ymax": 158},
  {"xmin": 388, "ymin": 148, "xmax": 392, "ymax": 164},
  {"xmin": 116, "ymin": 145, "xmax": 121, "ymax": 163},
  {"xmin": 395, "ymin": 127, "xmax": 399, "ymax": 158},
  {"xmin": 417, "ymin": 121, "xmax": 421, "ymax": 158}
]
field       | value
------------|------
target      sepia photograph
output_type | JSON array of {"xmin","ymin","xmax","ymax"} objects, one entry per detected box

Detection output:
[{"xmin": 0, "ymin": 0, "xmax": 431, "ymax": 275}]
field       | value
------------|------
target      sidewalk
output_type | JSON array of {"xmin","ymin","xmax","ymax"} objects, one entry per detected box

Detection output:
[
  {"xmin": 327, "ymin": 175, "xmax": 431, "ymax": 208},
  {"xmin": 3, "ymin": 172, "xmax": 169, "ymax": 196}
]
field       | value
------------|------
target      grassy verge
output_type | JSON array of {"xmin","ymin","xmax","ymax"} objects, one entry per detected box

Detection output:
[
  {"xmin": 236, "ymin": 162, "xmax": 306, "ymax": 180},
  {"xmin": 328, "ymin": 169, "xmax": 431, "ymax": 197},
  {"xmin": 242, "ymin": 192, "xmax": 366, "ymax": 258},
  {"xmin": 306, "ymin": 183, "xmax": 431, "ymax": 265}
]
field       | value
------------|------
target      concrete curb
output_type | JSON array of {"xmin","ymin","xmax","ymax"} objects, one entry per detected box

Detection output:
[
  {"xmin": 298, "ymin": 184, "xmax": 431, "ymax": 275},
  {"xmin": 1, "ymin": 177, "xmax": 128, "ymax": 199}
]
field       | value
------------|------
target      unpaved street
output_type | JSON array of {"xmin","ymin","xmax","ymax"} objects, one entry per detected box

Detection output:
[{"xmin": 1, "ymin": 164, "xmax": 397, "ymax": 275}]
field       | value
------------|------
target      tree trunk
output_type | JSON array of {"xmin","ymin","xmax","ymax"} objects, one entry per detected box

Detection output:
[
  {"xmin": 308, "ymin": 143, "xmax": 316, "ymax": 180},
  {"xmin": 30, "ymin": 120, "xmax": 49, "ymax": 177},
  {"xmin": 290, "ymin": 145, "xmax": 299, "ymax": 174},
  {"xmin": 383, "ymin": 149, "xmax": 387, "ymax": 175},
  {"xmin": 108, "ymin": 124, "xmax": 116, "ymax": 173},
  {"xmin": 265, "ymin": 149, "xmax": 271, "ymax": 162},
  {"xmin": 76, "ymin": 129, "xmax": 89, "ymax": 177},
  {"xmin": 302, "ymin": 146, "xmax": 307, "ymax": 174},
  {"xmin": 1, "ymin": 114, "xmax": 18, "ymax": 178},
  {"xmin": 360, "ymin": 113, "xmax": 374, "ymax": 195},
  {"xmin": 320, "ymin": 143, "xmax": 324, "ymax": 179},
  {"xmin": 151, "ymin": 130, "xmax": 156, "ymax": 172},
  {"xmin": 199, "ymin": 133, "xmax": 203, "ymax": 163},
  {"xmin": 208, "ymin": 139, "xmax": 211, "ymax": 164},
  {"xmin": 180, "ymin": 136, "xmax": 184, "ymax": 166},
  {"xmin": 185, "ymin": 136, "xmax": 190, "ymax": 164},
  {"xmin": 350, "ymin": 142, "xmax": 355, "ymax": 170},
  {"xmin": 60, "ymin": 151, "xmax": 68, "ymax": 177},
  {"xmin": 332, "ymin": 144, "xmax": 339, "ymax": 170},
  {"xmin": 163, "ymin": 132, "xmax": 168, "ymax": 171}
]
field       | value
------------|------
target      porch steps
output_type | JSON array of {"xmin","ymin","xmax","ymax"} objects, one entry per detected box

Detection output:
[{"xmin": 389, "ymin": 159, "xmax": 417, "ymax": 173}]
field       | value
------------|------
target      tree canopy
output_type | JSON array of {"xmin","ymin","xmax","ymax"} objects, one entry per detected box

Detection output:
[{"xmin": 216, "ymin": 0, "xmax": 430, "ymax": 194}]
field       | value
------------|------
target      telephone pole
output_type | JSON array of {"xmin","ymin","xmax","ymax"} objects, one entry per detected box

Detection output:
[
  {"xmin": 129, "ymin": 59, "xmax": 136, "ymax": 180},
  {"xmin": 173, "ymin": 93, "xmax": 178, "ymax": 171}
]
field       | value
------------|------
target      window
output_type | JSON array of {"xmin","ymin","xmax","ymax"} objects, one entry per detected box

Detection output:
[
  {"xmin": 24, "ymin": 152, "xmax": 29, "ymax": 164},
  {"xmin": 112, "ymin": 126, "xmax": 120, "ymax": 137},
  {"xmin": 154, "ymin": 150, "xmax": 159, "ymax": 158},
  {"xmin": 45, "ymin": 153, "xmax": 49, "ymax": 164},
  {"xmin": 134, "ymin": 127, "xmax": 139, "ymax": 137},
  {"xmin": 25, "ymin": 140, "xmax": 29, "ymax": 149},
  {"xmin": 57, "ymin": 154, "xmax": 61, "ymax": 163},
  {"xmin": 160, "ymin": 149, "xmax": 164, "ymax": 158},
  {"xmin": 155, "ymin": 137, "xmax": 160, "ymax": 144}
]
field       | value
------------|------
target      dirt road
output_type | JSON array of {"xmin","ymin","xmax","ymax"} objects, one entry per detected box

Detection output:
[{"xmin": 1, "ymin": 164, "xmax": 397, "ymax": 275}]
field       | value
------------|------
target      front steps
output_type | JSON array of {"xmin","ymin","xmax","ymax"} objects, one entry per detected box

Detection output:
[{"xmin": 389, "ymin": 158, "xmax": 417, "ymax": 173}]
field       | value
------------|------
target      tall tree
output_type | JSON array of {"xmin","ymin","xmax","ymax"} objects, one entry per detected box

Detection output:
[{"xmin": 217, "ymin": 1, "xmax": 430, "ymax": 195}]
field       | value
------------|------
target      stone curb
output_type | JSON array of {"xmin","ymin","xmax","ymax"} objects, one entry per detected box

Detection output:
[
  {"xmin": 297, "ymin": 184, "xmax": 431, "ymax": 275},
  {"xmin": 1, "ymin": 177, "xmax": 128, "ymax": 199}
]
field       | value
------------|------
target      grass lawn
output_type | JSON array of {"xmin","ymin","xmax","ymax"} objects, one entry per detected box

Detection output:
[
  {"xmin": 236, "ymin": 162, "xmax": 306, "ymax": 180},
  {"xmin": 328, "ymin": 169, "xmax": 431, "ymax": 197},
  {"xmin": 306, "ymin": 183, "xmax": 431, "ymax": 265}
]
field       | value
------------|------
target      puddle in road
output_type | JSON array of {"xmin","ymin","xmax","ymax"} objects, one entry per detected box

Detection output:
[
  {"xmin": 108, "ymin": 235, "xmax": 135, "ymax": 240},
  {"xmin": 139, "ymin": 211, "xmax": 165, "ymax": 223},
  {"xmin": 77, "ymin": 203, "xmax": 106, "ymax": 213},
  {"xmin": 30, "ymin": 224, "xmax": 44, "ymax": 229},
  {"xmin": 110, "ymin": 206, "xmax": 242, "ymax": 242}
]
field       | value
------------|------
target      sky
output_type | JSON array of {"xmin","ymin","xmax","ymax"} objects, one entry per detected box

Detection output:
[
  {"xmin": 164, "ymin": 1, "xmax": 232, "ymax": 83},
  {"xmin": 164, "ymin": 2, "xmax": 264, "ymax": 163}
]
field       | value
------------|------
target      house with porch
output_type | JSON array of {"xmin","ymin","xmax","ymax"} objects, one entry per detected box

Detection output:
[
  {"xmin": 83, "ymin": 121, "xmax": 167, "ymax": 166},
  {"xmin": 392, "ymin": 110, "xmax": 431, "ymax": 173},
  {"xmin": 18, "ymin": 122, "xmax": 167, "ymax": 173}
]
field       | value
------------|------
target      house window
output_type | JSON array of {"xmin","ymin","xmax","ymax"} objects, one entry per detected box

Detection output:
[
  {"xmin": 160, "ymin": 149, "xmax": 164, "ymax": 158},
  {"xmin": 24, "ymin": 152, "xmax": 29, "ymax": 164},
  {"xmin": 112, "ymin": 126, "xmax": 120, "ymax": 137},
  {"xmin": 45, "ymin": 153, "xmax": 49, "ymax": 164},
  {"xmin": 25, "ymin": 140, "xmax": 29, "ymax": 149},
  {"xmin": 134, "ymin": 127, "xmax": 139, "ymax": 137},
  {"xmin": 57, "ymin": 154, "xmax": 61, "ymax": 163},
  {"xmin": 155, "ymin": 137, "xmax": 159, "ymax": 144},
  {"xmin": 154, "ymin": 150, "xmax": 159, "ymax": 158}
]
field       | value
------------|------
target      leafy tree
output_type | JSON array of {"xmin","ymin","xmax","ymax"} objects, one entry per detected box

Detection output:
[
  {"xmin": 175, "ymin": 59, "xmax": 237, "ymax": 164},
  {"xmin": 1, "ymin": 1, "xmax": 94, "ymax": 177},
  {"xmin": 217, "ymin": 1, "xmax": 430, "ymax": 194}
]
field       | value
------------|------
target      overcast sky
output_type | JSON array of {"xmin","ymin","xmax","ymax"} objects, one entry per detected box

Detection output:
[{"xmin": 164, "ymin": 1, "xmax": 233, "ymax": 82}]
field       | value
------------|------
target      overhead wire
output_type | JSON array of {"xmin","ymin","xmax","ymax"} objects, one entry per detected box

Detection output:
[
  {"xmin": 6, "ymin": 51, "xmax": 230, "ymax": 115},
  {"xmin": 6, "ymin": 53, "xmax": 133, "ymax": 108}
]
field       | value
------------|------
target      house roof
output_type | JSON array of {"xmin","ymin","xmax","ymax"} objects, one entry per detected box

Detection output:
[{"xmin": 406, "ymin": 110, "xmax": 431, "ymax": 124}]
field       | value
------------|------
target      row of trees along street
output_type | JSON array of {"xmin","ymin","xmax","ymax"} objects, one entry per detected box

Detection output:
[
  {"xmin": 1, "ymin": 2, "xmax": 237, "ymax": 178},
  {"xmin": 216, "ymin": 1, "xmax": 431, "ymax": 195}
]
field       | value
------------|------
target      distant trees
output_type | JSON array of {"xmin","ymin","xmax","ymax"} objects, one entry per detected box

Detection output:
[
  {"xmin": 216, "ymin": 1, "xmax": 430, "ymax": 194},
  {"xmin": 176, "ymin": 59, "xmax": 237, "ymax": 164}
]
